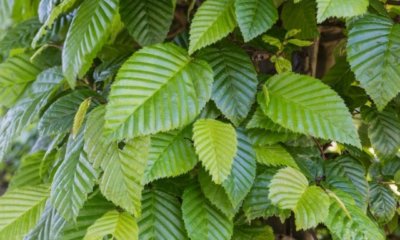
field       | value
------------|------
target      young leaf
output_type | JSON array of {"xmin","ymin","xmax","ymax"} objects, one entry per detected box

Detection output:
[
  {"xmin": 105, "ymin": 43, "xmax": 213, "ymax": 139},
  {"xmin": 189, "ymin": 0, "xmax": 236, "ymax": 54},
  {"xmin": 62, "ymin": 0, "xmax": 119, "ymax": 88},
  {"xmin": 235, "ymin": 0, "xmax": 278, "ymax": 42},
  {"xmin": 72, "ymin": 97, "xmax": 91, "ymax": 139},
  {"xmin": 268, "ymin": 167, "xmax": 309, "ymax": 209},
  {"xmin": 84, "ymin": 210, "xmax": 138, "ymax": 240},
  {"xmin": 193, "ymin": 119, "xmax": 237, "ymax": 184},
  {"xmin": 260, "ymin": 72, "xmax": 361, "ymax": 147},
  {"xmin": 120, "ymin": 0, "xmax": 174, "ymax": 46},
  {"xmin": 182, "ymin": 183, "xmax": 233, "ymax": 240},
  {"xmin": 242, "ymin": 168, "xmax": 291, "ymax": 221}
]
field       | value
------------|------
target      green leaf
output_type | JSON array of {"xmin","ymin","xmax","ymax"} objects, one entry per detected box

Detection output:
[
  {"xmin": 144, "ymin": 128, "xmax": 198, "ymax": 183},
  {"xmin": 254, "ymin": 144, "xmax": 298, "ymax": 168},
  {"xmin": 326, "ymin": 176, "xmax": 366, "ymax": 211},
  {"xmin": 293, "ymin": 186, "xmax": 330, "ymax": 230},
  {"xmin": 62, "ymin": 0, "xmax": 119, "ymax": 88},
  {"xmin": 198, "ymin": 169, "xmax": 237, "ymax": 218},
  {"xmin": 268, "ymin": 167, "xmax": 308, "ymax": 209},
  {"xmin": 138, "ymin": 189, "xmax": 187, "ymax": 240},
  {"xmin": 362, "ymin": 106, "xmax": 400, "ymax": 159},
  {"xmin": 0, "ymin": 185, "xmax": 49, "ymax": 239},
  {"xmin": 0, "ymin": 53, "xmax": 44, "ymax": 107},
  {"xmin": 39, "ymin": 89, "xmax": 100, "ymax": 136},
  {"xmin": 119, "ymin": 0, "xmax": 174, "ymax": 46},
  {"xmin": 99, "ymin": 137, "xmax": 150, "ymax": 217},
  {"xmin": 369, "ymin": 182, "xmax": 396, "ymax": 224},
  {"xmin": 246, "ymin": 107, "xmax": 287, "ymax": 132},
  {"xmin": 105, "ymin": 43, "xmax": 213, "ymax": 139},
  {"xmin": 316, "ymin": 0, "xmax": 368, "ymax": 23},
  {"xmin": 325, "ymin": 156, "xmax": 369, "ymax": 209},
  {"xmin": 281, "ymin": 0, "xmax": 318, "ymax": 39},
  {"xmin": 84, "ymin": 210, "xmax": 138, "ymax": 240},
  {"xmin": 260, "ymin": 72, "xmax": 360, "ymax": 147},
  {"xmin": 233, "ymin": 225, "xmax": 274, "ymax": 240},
  {"xmin": 9, "ymin": 151, "xmax": 47, "ymax": 189},
  {"xmin": 61, "ymin": 193, "xmax": 114, "ymax": 240},
  {"xmin": 0, "ymin": 18, "xmax": 41, "ymax": 54},
  {"xmin": 347, "ymin": 14, "xmax": 400, "ymax": 110},
  {"xmin": 197, "ymin": 44, "xmax": 257, "ymax": 125},
  {"xmin": 189, "ymin": 0, "xmax": 236, "ymax": 54},
  {"xmin": 32, "ymin": 0, "xmax": 80, "ymax": 47},
  {"xmin": 193, "ymin": 119, "xmax": 237, "ymax": 184},
  {"xmin": 24, "ymin": 202, "xmax": 67, "ymax": 240},
  {"xmin": 235, "ymin": 0, "xmax": 278, "ymax": 42},
  {"xmin": 182, "ymin": 183, "xmax": 233, "ymax": 240},
  {"xmin": 242, "ymin": 168, "xmax": 290, "ymax": 221},
  {"xmin": 222, "ymin": 129, "xmax": 256, "ymax": 208},
  {"xmin": 72, "ymin": 97, "xmax": 92, "ymax": 138},
  {"xmin": 84, "ymin": 106, "xmax": 151, "ymax": 216},
  {"xmin": 325, "ymin": 189, "xmax": 385, "ymax": 240},
  {"xmin": 50, "ymin": 132, "xmax": 98, "ymax": 221}
]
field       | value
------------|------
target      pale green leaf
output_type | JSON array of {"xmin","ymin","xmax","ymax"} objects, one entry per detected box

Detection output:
[
  {"xmin": 61, "ymin": 193, "xmax": 114, "ymax": 240},
  {"xmin": 222, "ymin": 129, "xmax": 256, "ymax": 208},
  {"xmin": 254, "ymin": 144, "xmax": 298, "ymax": 168},
  {"xmin": 260, "ymin": 72, "xmax": 360, "ymax": 147},
  {"xmin": 120, "ymin": 0, "xmax": 174, "ymax": 46},
  {"xmin": 138, "ymin": 189, "xmax": 187, "ymax": 240},
  {"xmin": 268, "ymin": 167, "xmax": 308, "ymax": 209},
  {"xmin": 85, "ymin": 107, "xmax": 150, "ymax": 217},
  {"xmin": 198, "ymin": 44, "xmax": 257, "ymax": 125},
  {"xmin": 193, "ymin": 119, "xmax": 237, "ymax": 184},
  {"xmin": 182, "ymin": 183, "xmax": 233, "ymax": 240},
  {"xmin": 242, "ymin": 168, "xmax": 290, "ymax": 221},
  {"xmin": 105, "ymin": 43, "xmax": 213, "ymax": 139},
  {"xmin": 293, "ymin": 186, "xmax": 330, "ymax": 230},
  {"xmin": 189, "ymin": 0, "xmax": 236, "ymax": 54},
  {"xmin": 235, "ymin": 0, "xmax": 278, "ymax": 42},
  {"xmin": 72, "ymin": 97, "xmax": 91, "ymax": 138},
  {"xmin": 316, "ymin": 0, "xmax": 368, "ymax": 23},
  {"xmin": 62, "ymin": 0, "xmax": 118, "ymax": 88},
  {"xmin": 0, "ymin": 185, "xmax": 49, "ymax": 240},
  {"xmin": 84, "ymin": 210, "xmax": 138, "ymax": 240},
  {"xmin": 347, "ymin": 14, "xmax": 400, "ymax": 110}
]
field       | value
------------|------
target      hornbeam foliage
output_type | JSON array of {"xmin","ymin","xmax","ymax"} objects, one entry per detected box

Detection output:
[{"xmin": 0, "ymin": 0, "xmax": 400, "ymax": 239}]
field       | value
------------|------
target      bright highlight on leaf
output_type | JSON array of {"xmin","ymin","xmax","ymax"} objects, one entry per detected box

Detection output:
[{"xmin": 105, "ymin": 43, "xmax": 213, "ymax": 139}]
